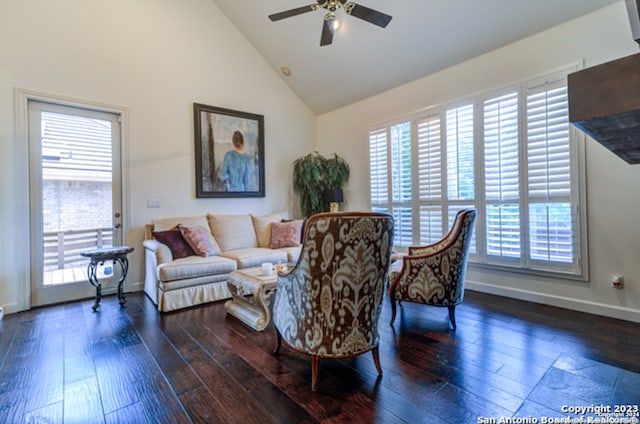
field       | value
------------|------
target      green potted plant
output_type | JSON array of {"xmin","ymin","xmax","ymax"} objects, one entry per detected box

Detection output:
[
  {"xmin": 293, "ymin": 152, "xmax": 350, "ymax": 217},
  {"xmin": 321, "ymin": 153, "xmax": 350, "ymax": 213}
]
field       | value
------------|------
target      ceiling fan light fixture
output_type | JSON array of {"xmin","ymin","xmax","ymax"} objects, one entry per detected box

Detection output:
[{"xmin": 325, "ymin": 12, "xmax": 340, "ymax": 32}]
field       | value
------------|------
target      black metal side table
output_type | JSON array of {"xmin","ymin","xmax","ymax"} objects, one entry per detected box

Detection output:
[{"xmin": 80, "ymin": 246, "xmax": 134, "ymax": 311}]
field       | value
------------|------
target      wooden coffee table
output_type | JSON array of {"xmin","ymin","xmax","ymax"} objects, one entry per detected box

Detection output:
[{"xmin": 225, "ymin": 266, "xmax": 286, "ymax": 331}]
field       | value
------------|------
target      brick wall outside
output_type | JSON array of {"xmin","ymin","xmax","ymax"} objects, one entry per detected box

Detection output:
[{"xmin": 43, "ymin": 180, "xmax": 113, "ymax": 232}]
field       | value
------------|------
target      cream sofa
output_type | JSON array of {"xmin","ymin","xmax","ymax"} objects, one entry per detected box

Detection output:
[{"xmin": 143, "ymin": 212, "xmax": 301, "ymax": 312}]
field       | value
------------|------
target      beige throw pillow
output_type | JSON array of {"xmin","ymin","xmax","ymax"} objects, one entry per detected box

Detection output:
[
  {"xmin": 207, "ymin": 214, "xmax": 258, "ymax": 252},
  {"xmin": 152, "ymin": 215, "xmax": 209, "ymax": 232}
]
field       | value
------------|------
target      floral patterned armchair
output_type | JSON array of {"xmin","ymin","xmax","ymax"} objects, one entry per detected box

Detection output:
[
  {"xmin": 272, "ymin": 212, "xmax": 394, "ymax": 391},
  {"xmin": 388, "ymin": 208, "xmax": 476, "ymax": 331}
]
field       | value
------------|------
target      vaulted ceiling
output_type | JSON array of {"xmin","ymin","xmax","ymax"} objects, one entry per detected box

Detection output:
[{"xmin": 213, "ymin": 0, "xmax": 620, "ymax": 114}]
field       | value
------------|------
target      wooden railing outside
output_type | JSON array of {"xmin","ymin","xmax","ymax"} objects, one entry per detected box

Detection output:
[{"xmin": 43, "ymin": 227, "xmax": 113, "ymax": 271}]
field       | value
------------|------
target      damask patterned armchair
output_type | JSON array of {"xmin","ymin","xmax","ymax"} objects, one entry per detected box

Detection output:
[
  {"xmin": 272, "ymin": 212, "xmax": 394, "ymax": 391},
  {"xmin": 388, "ymin": 208, "xmax": 476, "ymax": 331}
]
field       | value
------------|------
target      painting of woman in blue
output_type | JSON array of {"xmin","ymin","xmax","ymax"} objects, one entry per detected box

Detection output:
[{"xmin": 222, "ymin": 130, "xmax": 252, "ymax": 191}]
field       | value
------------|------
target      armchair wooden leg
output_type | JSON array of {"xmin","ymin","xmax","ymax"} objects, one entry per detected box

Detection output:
[
  {"xmin": 311, "ymin": 355, "xmax": 320, "ymax": 391},
  {"xmin": 371, "ymin": 346, "xmax": 382, "ymax": 376},
  {"xmin": 273, "ymin": 330, "xmax": 282, "ymax": 355},
  {"xmin": 389, "ymin": 297, "xmax": 397, "ymax": 325},
  {"xmin": 448, "ymin": 305, "xmax": 457, "ymax": 331}
]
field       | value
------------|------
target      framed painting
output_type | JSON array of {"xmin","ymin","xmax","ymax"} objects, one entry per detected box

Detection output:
[{"xmin": 194, "ymin": 103, "xmax": 265, "ymax": 198}]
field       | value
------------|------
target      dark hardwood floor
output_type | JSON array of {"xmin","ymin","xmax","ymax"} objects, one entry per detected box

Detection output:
[{"xmin": 0, "ymin": 289, "xmax": 638, "ymax": 423}]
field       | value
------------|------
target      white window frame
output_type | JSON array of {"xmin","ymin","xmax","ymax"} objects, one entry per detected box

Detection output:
[{"xmin": 368, "ymin": 66, "xmax": 588, "ymax": 280}]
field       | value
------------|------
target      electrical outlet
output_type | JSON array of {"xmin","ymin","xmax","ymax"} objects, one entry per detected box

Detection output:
[{"xmin": 612, "ymin": 275, "xmax": 624, "ymax": 289}]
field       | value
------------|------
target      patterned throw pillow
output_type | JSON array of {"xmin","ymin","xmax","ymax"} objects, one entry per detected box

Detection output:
[
  {"xmin": 179, "ymin": 224, "xmax": 221, "ymax": 257},
  {"xmin": 251, "ymin": 212, "xmax": 289, "ymax": 248},
  {"xmin": 269, "ymin": 220, "xmax": 303, "ymax": 249},
  {"xmin": 152, "ymin": 227, "xmax": 195, "ymax": 259}
]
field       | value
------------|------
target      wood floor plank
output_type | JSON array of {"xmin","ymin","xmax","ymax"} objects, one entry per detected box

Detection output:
[
  {"xmin": 83, "ymin": 306, "xmax": 140, "ymax": 415},
  {"xmin": 131, "ymin": 372, "xmax": 192, "ymax": 424},
  {"xmin": 104, "ymin": 401, "xmax": 150, "ymax": 424},
  {"xmin": 93, "ymin": 349, "xmax": 139, "ymax": 415},
  {"xmin": 24, "ymin": 400, "xmax": 64, "ymax": 424},
  {"xmin": 128, "ymin": 305, "xmax": 202, "ymax": 395},
  {"xmin": 0, "ymin": 310, "xmax": 19, "ymax": 367},
  {"xmin": 21, "ymin": 311, "xmax": 64, "ymax": 416},
  {"xmin": 177, "ymin": 385, "xmax": 231, "ymax": 424},
  {"xmin": 63, "ymin": 303, "xmax": 96, "ymax": 386},
  {"xmin": 0, "ymin": 388, "xmax": 26, "ymax": 423},
  {"xmin": 63, "ymin": 376, "xmax": 103, "ymax": 424},
  {"xmin": 0, "ymin": 317, "xmax": 41, "ymax": 395}
]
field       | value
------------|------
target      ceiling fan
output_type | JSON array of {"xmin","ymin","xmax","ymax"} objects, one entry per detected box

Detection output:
[{"xmin": 269, "ymin": 1, "xmax": 392, "ymax": 46}]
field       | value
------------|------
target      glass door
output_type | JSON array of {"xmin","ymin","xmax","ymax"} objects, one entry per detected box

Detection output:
[{"xmin": 28, "ymin": 101, "xmax": 122, "ymax": 307}]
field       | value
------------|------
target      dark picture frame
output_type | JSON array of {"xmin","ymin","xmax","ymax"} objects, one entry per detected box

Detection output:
[{"xmin": 194, "ymin": 103, "xmax": 265, "ymax": 198}]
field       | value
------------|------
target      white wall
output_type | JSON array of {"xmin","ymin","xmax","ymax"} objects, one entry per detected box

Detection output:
[
  {"xmin": 317, "ymin": 2, "xmax": 640, "ymax": 322},
  {"xmin": 0, "ymin": 0, "xmax": 316, "ymax": 313}
]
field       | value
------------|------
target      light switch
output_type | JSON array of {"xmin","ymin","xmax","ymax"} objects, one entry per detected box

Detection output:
[{"xmin": 147, "ymin": 198, "xmax": 160, "ymax": 208}]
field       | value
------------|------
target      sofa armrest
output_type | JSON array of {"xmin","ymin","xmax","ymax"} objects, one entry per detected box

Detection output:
[{"xmin": 143, "ymin": 239, "xmax": 173, "ymax": 265}]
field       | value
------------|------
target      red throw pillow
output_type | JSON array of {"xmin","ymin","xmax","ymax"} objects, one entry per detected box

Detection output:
[
  {"xmin": 152, "ymin": 227, "xmax": 195, "ymax": 259},
  {"xmin": 270, "ymin": 220, "xmax": 303, "ymax": 249}
]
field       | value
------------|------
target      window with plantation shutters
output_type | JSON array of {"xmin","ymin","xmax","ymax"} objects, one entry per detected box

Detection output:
[
  {"xmin": 417, "ymin": 114, "xmax": 443, "ymax": 244},
  {"xmin": 483, "ymin": 91, "xmax": 521, "ymax": 260},
  {"xmin": 526, "ymin": 76, "xmax": 575, "ymax": 265},
  {"xmin": 390, "ymin": 121, "xmax": 412, "ymax": 246},
  {"xmin": 393, "ymin": 206, "xmax": 413, "ymax": 247},
  {"xmin": 390, "ymin": 122, "xmax": 412, "ymax": 203},
  {"xmin": 369, "ymin": 128, "xmax": 388, "ymax": 206},
  {"xmin": 417, "ymin": 115, "xmax": 441, "ymax": 203},
  {"xmin": 446, "ymin": 105, "xmax": 475, "ymax": 202},
  {"xmin": 368, "ymin": 121, "xmax": 413, "ymax": 247},
  {"xmin": 368, "ymin": 66, "xmax": 586, "ymax": 278}
]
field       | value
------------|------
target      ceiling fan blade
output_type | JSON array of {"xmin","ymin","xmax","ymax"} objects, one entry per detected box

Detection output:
[
  {"xmin": 268, "ymin": 4, "xmax": 316, "ymax": 22},
  {"xmin": 347, "ymin": 3, "xmax": 392, "ymax": 28},
  {"xmin": 320, "ymin": 19, "xmax": 334, "ymax": 46}
]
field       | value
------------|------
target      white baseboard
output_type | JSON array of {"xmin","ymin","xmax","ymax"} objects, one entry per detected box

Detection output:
[
  {"xmin": 129, "ymin": 281, "xmax": 144, "ymax": 292},
  {"xmin": 466, "ymin": 280, "xmax": 640, "ymax": 323},
  {"xmin": 1, "ymin": 302, "xmax": 21, "ymax": 316}
]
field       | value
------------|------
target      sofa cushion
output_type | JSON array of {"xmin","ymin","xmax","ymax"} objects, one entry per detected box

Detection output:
[
  {"xmin": 152, "ymin": 215, "xmax": 209, "ymax": 232},
  {"xmin": 207, "ymin": 214, "xmax": 257, "ymax": 251},
  {"xmin": 276, "ymin": 246, "xmax": 302, "ymax": 263},
  {"xmin": 221, "ymin": 248, "xmax": 288, "ymax": 269},
  {"xmin": 269, "ymin": 220, "xmax": 303, "ymax": 249},
  {"xmin": 179, "ymin": 224, "xmax": 221, "ymax": 257},
  {"xmin": 157, "ymin": 255, "xmax": 237, "ymax": 283},
  {"xmin": 152, "ymin": 227, "xmax": 195, "ymax": 259},
  {"xmin": 251, "ymin": 212, "xmax": 289, "ymax": 248}
]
